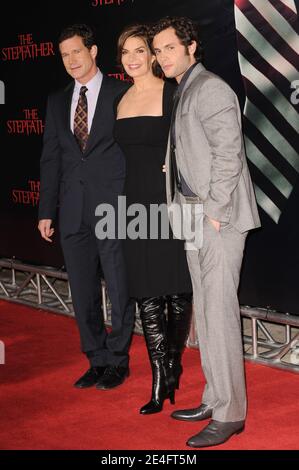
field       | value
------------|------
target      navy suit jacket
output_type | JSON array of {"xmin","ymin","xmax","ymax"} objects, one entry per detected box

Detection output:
[{"xmin": 39, "ymin": 75, "xmax": 129, "ymax": 236}]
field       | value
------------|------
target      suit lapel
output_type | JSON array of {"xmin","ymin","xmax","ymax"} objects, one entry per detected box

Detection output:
[
  {"xmin": 176, "ymin": 63, "xmax": 205, "ymax": 115},
  {"xmin": 61, "ymin": 75, "xmax": 115, "ymax": 157},
  {"xmin": 84, "ymin": 75, "xmax": 113, "ymax": 156},
  {"xmin": 173, "ymin": 63, "xmax": 206, "ymax": 191},
  {"xmin": 175, "ymin": 63, "xmax": 206, "ymax": 140},
  {"xmin": 61, "ymin": 82, "xmax": 82, "ymax": 155}
]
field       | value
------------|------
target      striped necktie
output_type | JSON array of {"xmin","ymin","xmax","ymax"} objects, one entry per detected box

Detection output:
[
  {"xmin": 74, "ymin": 85, "xmax": 89, "ymax": 153},
  {"xmin": 235, "ymin": 0, "xmax": 299, "ymax": 223}
]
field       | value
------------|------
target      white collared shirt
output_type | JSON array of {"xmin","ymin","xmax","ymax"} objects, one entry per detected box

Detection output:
[{"xmin": 70, "ymin": 68, "xmax": 103, "ymax": 133}]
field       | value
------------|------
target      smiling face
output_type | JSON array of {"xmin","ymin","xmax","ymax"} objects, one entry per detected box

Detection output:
[
  {"xmin": 153, "ymin": 27, "xmax": 196, "ymax": 82},
  {"xmin": 59, "ymin": 35, "xmax": 98, "ymax": 84},
  {"xmin": 121, "ymin": 35, "xmax": 154, "ymax": 79}
]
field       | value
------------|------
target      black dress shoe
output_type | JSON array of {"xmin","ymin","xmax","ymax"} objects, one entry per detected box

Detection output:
[
  {"xmin": 96, "ymin": 366, "xmax": 129, "ymax": 390},
  {"xmin": 73, "ymin": 367, "xmax": 106, "ymax": 389},
  {"xmin": 187, "ymin": 419, "xmax": 245, "ymax": 448},
  {"xmin": 171, "ymin": 403, "xmax": 213, "ymax": 422}
]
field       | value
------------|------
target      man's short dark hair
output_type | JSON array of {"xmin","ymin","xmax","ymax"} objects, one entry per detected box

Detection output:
[
  {"xmin": 151, "ymin": 16, "xmax": 202, "ymax": 61},
  {"xmin": 58, "ymin": 23, "xmax": 97, "ymax": 49}
]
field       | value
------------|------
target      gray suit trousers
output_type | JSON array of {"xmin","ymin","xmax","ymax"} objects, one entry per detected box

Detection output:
[{"xmin": 187, "ymin": 216, "xmax": 247, "ymax": 422}]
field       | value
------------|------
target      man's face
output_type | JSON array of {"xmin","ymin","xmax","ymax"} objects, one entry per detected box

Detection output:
[
  {"xmin": 153, "ymin": 27, "xmax": 196, "ymax": 83},
  {"xmin": 59, "ymin": 35, "xmax": 97, "ymax": 84}
]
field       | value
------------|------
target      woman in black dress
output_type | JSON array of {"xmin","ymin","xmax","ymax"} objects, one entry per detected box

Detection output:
[{"xmin": 114, "ymin": 24, "xmax": 192, "ymax": 414}]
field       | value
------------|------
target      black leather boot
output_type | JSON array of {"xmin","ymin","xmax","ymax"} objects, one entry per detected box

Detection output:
[
  {"xmin": 167, "ymin": 293, "xmax": 193, "ymax": 391},
  {"xmin": 138, "ymin": 296, "xmax": 174, "ymax": 415}
]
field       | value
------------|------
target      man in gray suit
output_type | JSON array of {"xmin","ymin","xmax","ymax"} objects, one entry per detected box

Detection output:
[{"xmin": 152, "ymin": 17, "xmax": 261, "ymax": 448}]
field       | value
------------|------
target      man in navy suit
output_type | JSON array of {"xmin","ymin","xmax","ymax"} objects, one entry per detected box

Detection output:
[{"xmin": 38, "ymin": 24, "xmax": 135, "ymax": 390}]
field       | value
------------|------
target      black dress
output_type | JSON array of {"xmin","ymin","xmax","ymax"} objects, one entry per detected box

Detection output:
[{"xmin": 114, "ymin": 81, "xmax": 192, "ymax": 299}]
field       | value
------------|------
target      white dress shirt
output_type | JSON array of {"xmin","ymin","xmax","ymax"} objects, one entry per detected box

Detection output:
[{"xmin": 70, "ymin": 68, "xmax": 103, "ymax": 133}]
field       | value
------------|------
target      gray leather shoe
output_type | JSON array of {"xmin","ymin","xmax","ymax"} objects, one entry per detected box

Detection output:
[
  {"xmin": 187, "ymin": 419, "xmax": 245, "ymax": 448},
  {"xmin": 171, "ymin": 403, "xmax": 213, "ymax": 421}
]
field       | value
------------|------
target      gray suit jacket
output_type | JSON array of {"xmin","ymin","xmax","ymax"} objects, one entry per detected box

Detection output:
[{"xmin": 166, "ymin": 63, "xmax": 261, "ymax": 238}]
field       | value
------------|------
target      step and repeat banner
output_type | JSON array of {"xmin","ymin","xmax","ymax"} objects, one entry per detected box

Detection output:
[{"xmin": 1, "ymin": 0, "xmax": 298, "ymax": 313}]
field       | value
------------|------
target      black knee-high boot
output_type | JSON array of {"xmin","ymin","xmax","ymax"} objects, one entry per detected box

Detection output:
[
  {"xmin": 167, "ymin": 293, "xmax": 193, "ymax": 391},
  {"xmin": 138, "ymin": 296, "xmax": 175, "ymax": 415}
]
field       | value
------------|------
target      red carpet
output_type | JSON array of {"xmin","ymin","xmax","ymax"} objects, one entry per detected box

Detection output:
[{"xmin": 0, "ymin": 299, "xmax": 299, "ymax": 450}]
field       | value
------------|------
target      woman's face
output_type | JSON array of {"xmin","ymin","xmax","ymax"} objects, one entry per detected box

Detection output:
[{"xmin": 121, "ymin": 35, "xmax": 154, "ymax": 79}]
